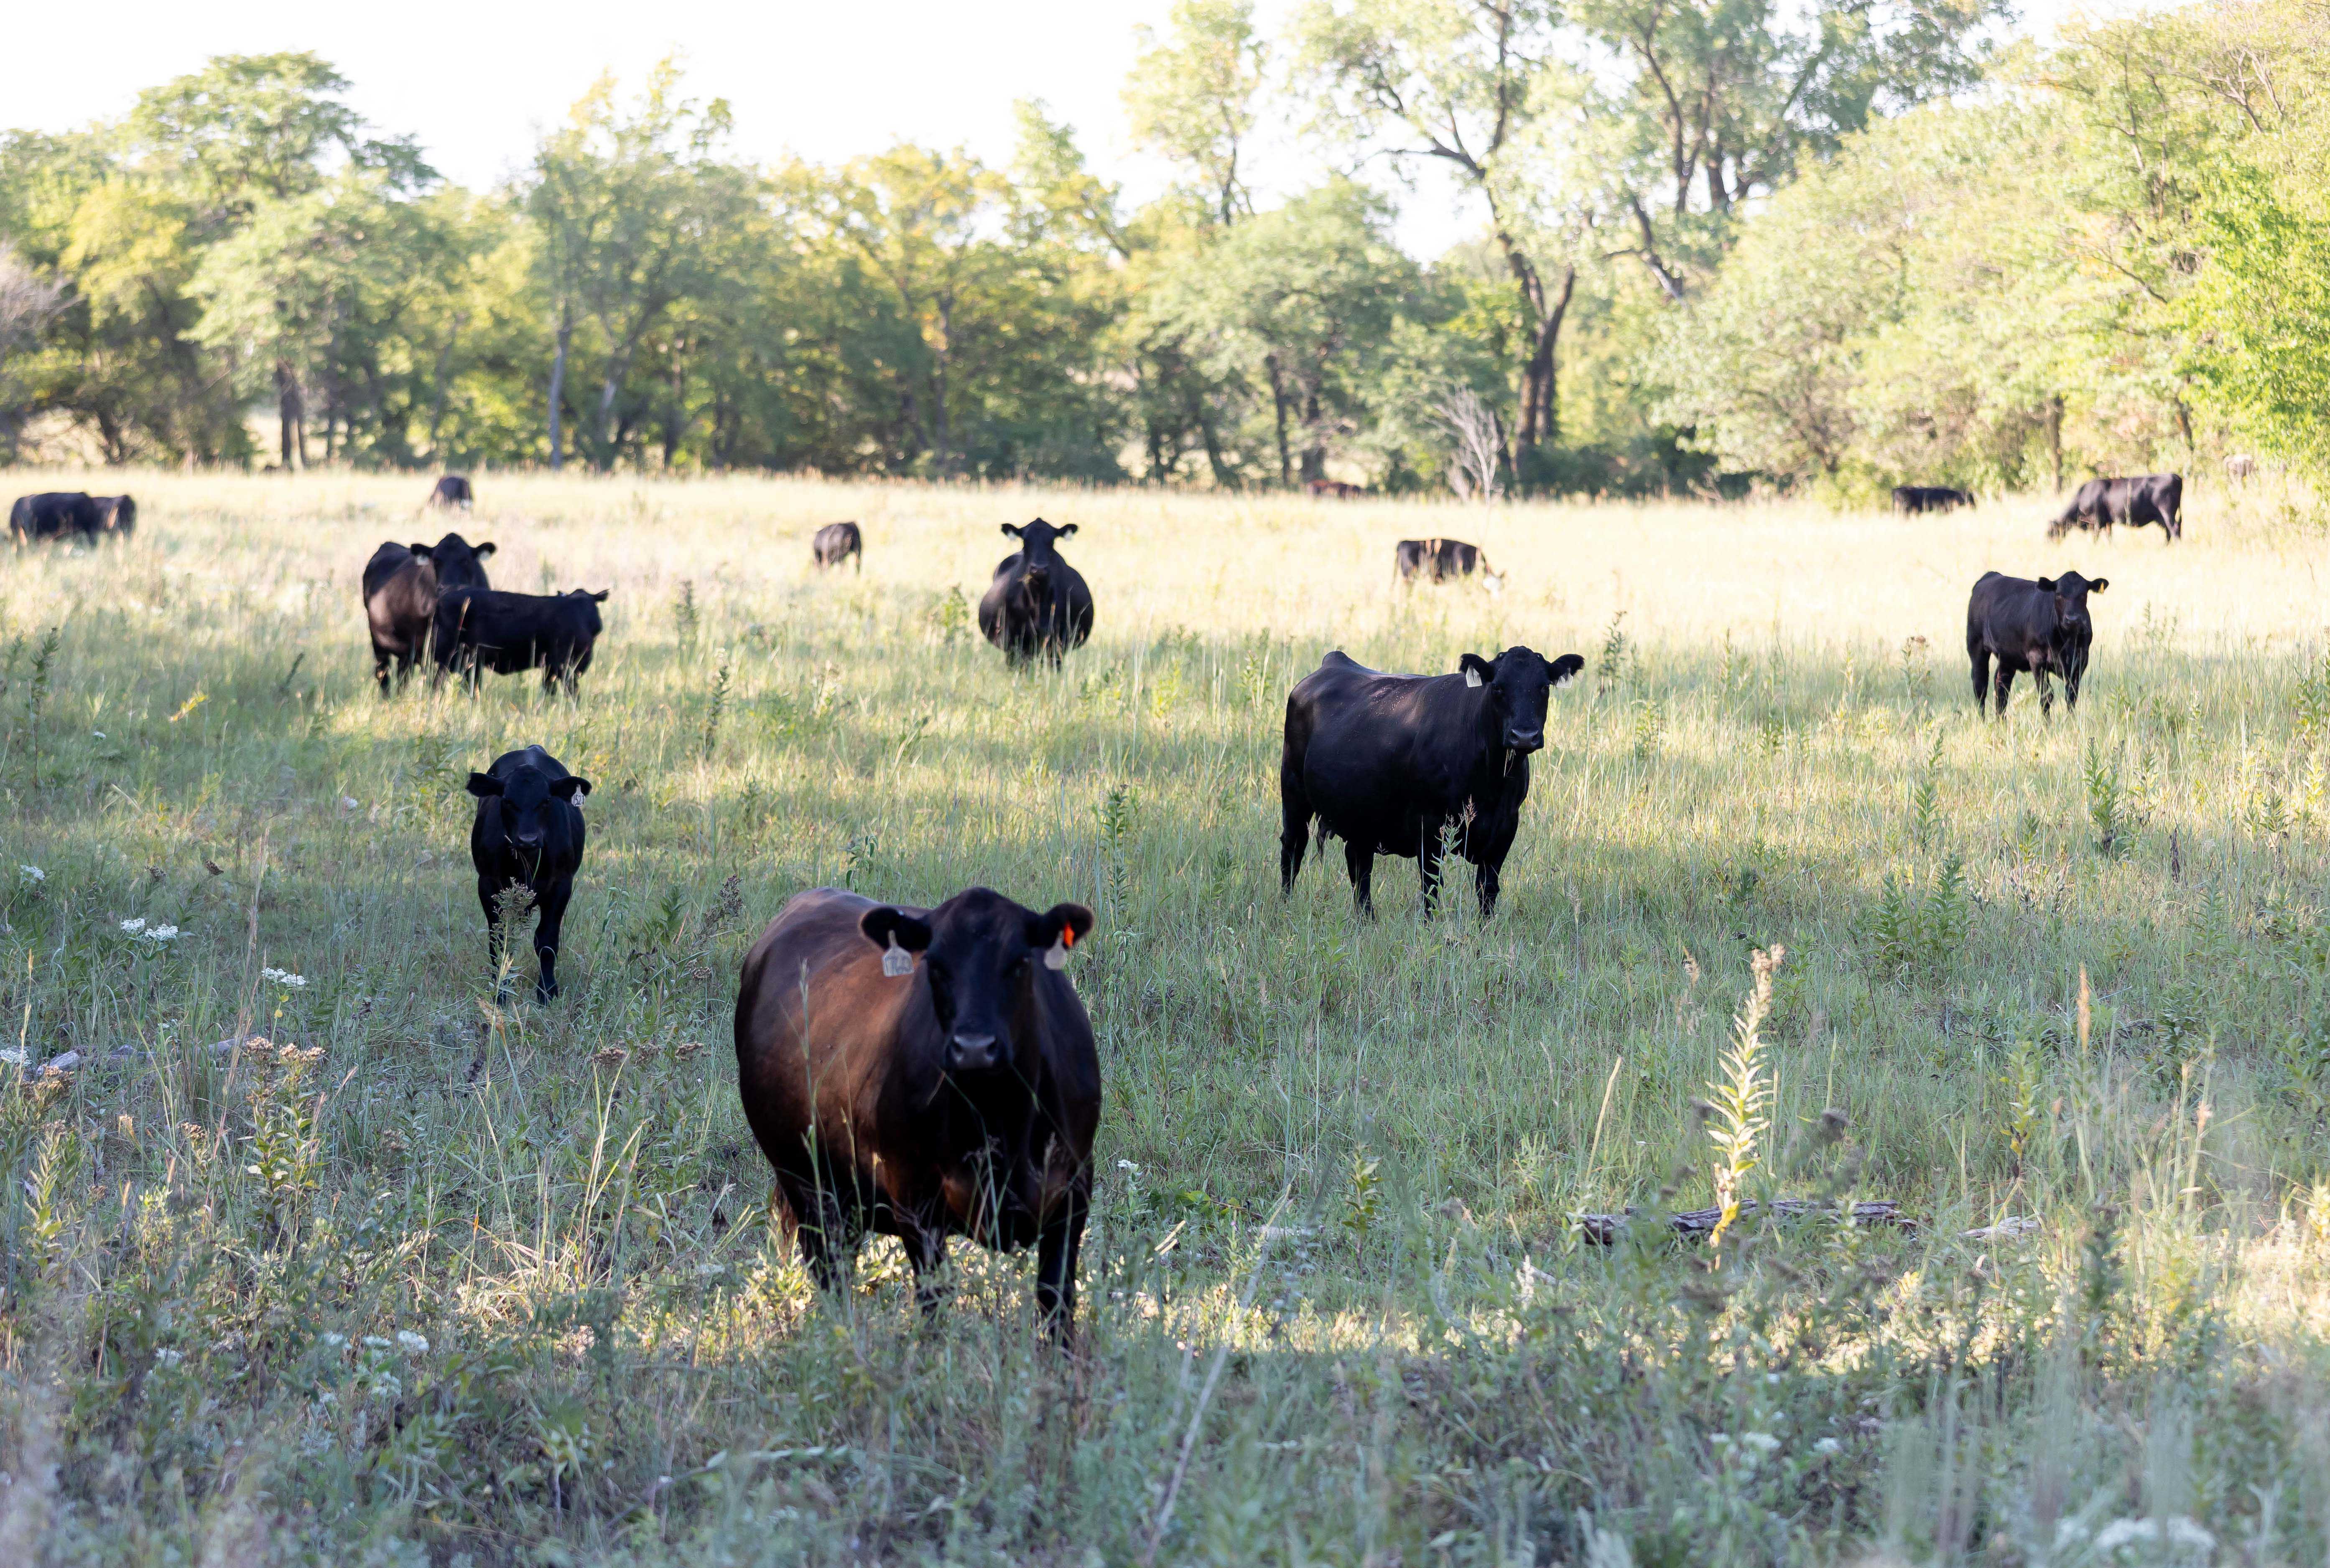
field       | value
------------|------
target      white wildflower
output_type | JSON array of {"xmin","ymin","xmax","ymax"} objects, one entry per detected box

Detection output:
[
  {"xmin": 147, "ymin": 925, "xmax": 180, "ymax": 942},
  {"xmin": 395, "ymin": 1331, "xmax": 430, "ymax": 1355},
  {"xmin": 1708, "ymin": 1433, "xmax": 1731, "ymax": 1446},
  {"xmin": 0, "ymin": 1048, "xmax": 25, "ymax": 1068},
  {"xmin": 91, "ymin": 731, "xmax": 105, "ymax": 739},
  {"xmin": 1741, "ymin": 1433, "xmax": 1781, "ymax": 1453},
  {"xmin": 322, "ymin": 1333, "xmax": 346, "ymax": 1349},
  {"xmin": 696, "ymin": 1262, "xmax": 726, "ymax": 1277},
  {"xmin": 1813, "ymin": 1437, "xmax": 1841, "ymax": 1456},
  {"xmin": 18, "ymin": 865, "xmax": 43, "ymax": 883},
  {"xmin": 262, "ymin": 967, "xmax": 307, "ymax": 988},
  {"xmin": 153, "ymin": 1349, "xmax": 183, "ymax": 1367},
  {"xmin": 361, "ymin": 1336, "xmax": 390, "ymax": 1350},
  {"xmin": 1117, "ymin": 1159, "xmax": 1140, "ymax": 1173},
  {"xmin": 120, "ymin": 917, "xmax": 146, "ymax": 933},
  {"xmin": 2091, "ymin": 1517, "xmax": 2214, "ymax": 1557}
]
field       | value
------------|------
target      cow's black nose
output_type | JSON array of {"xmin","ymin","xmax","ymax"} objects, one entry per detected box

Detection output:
[
  {"xmin": 1507, "ymin": 730, "xmax": 1544, "ymax": 753},
  {"xmin": 948, "ymin": 1032, "xmax": 998, "ymax": 1071}
]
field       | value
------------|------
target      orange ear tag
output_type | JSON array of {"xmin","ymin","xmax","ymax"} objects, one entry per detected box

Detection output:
[
  {"xmin": 1044, "ymin": 929, "xmax": 1072, "ymax": 970},
  {"xmin": 882, "ymin": 933, "xmax": 914, "ymax": 977}
]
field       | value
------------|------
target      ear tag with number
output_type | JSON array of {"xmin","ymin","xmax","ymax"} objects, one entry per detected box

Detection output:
[
  {"xmin": 1044, "ymin": 927, "xmax": 1074, "ymax": 971},
  {"xmin": 881, "ymin": 933, "xmax": 914, "ymax": 978},
  {"xmin": 1464, "ymin": 667, "xmax": 1484, "ymax": 689}
]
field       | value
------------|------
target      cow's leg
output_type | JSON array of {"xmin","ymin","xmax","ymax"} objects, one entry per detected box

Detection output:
[
  {"xmin": 1969, "ymin": 647, "xmax": 1991, "ymax": 713},
  {"xmin": 902, "ymin": 1214, "xmax": 950, "ymax": 1320},
  {"xmin": 1034, "ymin": 1177, "xmax": 1089, "ymax": 1345},
  {"xmin": 1279, "ymin": 775, "xmax": 1312, "ymax": 894},
  {"xmin": 532, "ymin": 873, "xmax": 573, "ymax": 1001},
  {"xmin": 2034, "ymin": 668, "xmax": 2055, "ymax": 717},
  {"xmin": 788, "ymin": 1181, "xmax": 856, "ymax": 1295},
  {"xmin": 2065, "ymin": 657, "xmax": 2085, "ymax": 712},
  {"xmin": 1992, "ymin": 664, "xmax": 2016, "ymax": 718},
  {"xmin": 373, "ymin": 645, "xmax": 393, "ymax": 697},
  {"xmin": 477, "ymin": 874, "xmax": 510, "ymax": 995},
  {"xmin": 1343, "ymin": 841, "xmax": 1375, "ymax": 916}
]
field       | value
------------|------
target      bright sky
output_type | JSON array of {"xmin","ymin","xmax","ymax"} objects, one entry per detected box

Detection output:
[{"xmin": 7, "ymin": 0, "xmax": 2158, "ymax": 260}]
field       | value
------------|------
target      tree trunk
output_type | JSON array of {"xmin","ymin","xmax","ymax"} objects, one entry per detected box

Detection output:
[
  {"xmin": 1265, "ymin": 354, "xmax": 1291, "ymax": 487},
  {"xmin": 1518, "ymin": 263, "xmax": 1577, "ymax": 451},
  {"xmin": 275, "ymin": 359, "xmax": 304, "ymax": 471},
  {"xmin": 2046, "ymin": 396, "xmax": 2064, "ymax": 493},
  {"xmin": 547, "ymin": 303, "xmax": 572, "ymax": 471}
]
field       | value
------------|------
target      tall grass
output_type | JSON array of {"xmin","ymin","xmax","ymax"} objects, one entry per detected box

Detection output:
[{"xmin": 1, "ymin": 470, "xmax": 2328, "ymax": 1564}]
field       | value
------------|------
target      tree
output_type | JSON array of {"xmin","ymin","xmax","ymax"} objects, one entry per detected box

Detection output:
[
  {"xmin": 1126, "ymin": 0, "xmax": 1270, "ymax": 226},
  {"xmin": 527, "ymin": 63, "xmax": 746, "ymax": 470},
  {"xmin": 1296, "ymin": 0, "xmax": 1579, "ymax": 460},
  {"xmin": 1571, "ymin": 0, "xmax": 2004, "ymax": 297}
]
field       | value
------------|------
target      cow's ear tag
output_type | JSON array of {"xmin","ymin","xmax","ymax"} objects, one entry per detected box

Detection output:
[
  {"xmin": 881, "ymin": 934, "xmax": 914, "ymax": 978},
  {"xmin": 1464, "ymin": 667, "xmax": 1484, "ymax": 689},
  {"xmin": 1044, "ymin": 927, "xmax": 1073, "ymax": 970}
]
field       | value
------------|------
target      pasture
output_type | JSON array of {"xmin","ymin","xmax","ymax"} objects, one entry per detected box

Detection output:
[{"xmin": 3, "ymin": 471, "xmax": 2329, "ymax": 1565}]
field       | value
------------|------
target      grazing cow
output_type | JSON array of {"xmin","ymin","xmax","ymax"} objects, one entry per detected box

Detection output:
[
  {"xmin": 466, "ymin": 745, "xmax": 590, "ymax": 1001},
  {"xmin": 362, "ymin": 532, "xmax": 496, "ymax": 695},
  {"xmin": 433, "ymin": 585, "xmax": 609, "ymax": 695},
  {"xmin": 2049, "ymin": 474, "xmax": 2182, "ymax": 542},
  {"xmin": 811, "ymin": 521, "xmax": 863, "ymax": 572},
  {"xmin": 1893, "ymin": 485, "xmax": 1975, "ymax": 514},
  {"xmin": 9, "ymin": 491, "xmax": 135, "ymax": 544},
  {"xmin": 1393, "ymin": 537, "xmax": 1504, "ymax": 593},
  {"xmin": 2225, "ymin": 453, "xmax": 2256, "ymax": 482},
  {"xmin": 428, "ymin": 474, "xmax": 474, "ymax": 509},
  {"xmin": 1306, "ymin": 479, "xmax": 1364, "ymax": 499},
  {"xmin": 733, "ymin": 885, "xmax": 1099, "ymax": 1339},
  {"xmin": 978, "ymin": 518, "xmax": 1093, "ymax": 667},
  {"xmin": 1280, "ymin": 645, "xmax": 1585, "ymax": 916},
  {"xmin": 1965, "ymin": 570, "xmax": 2108, "ymax": 718}
]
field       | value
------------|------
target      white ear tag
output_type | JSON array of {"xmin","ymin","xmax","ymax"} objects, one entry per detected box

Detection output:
[
  {"xmin": 1464, "ymin": 668, "xmax": 1484, "ymax": 689},
  {"xmin": 1044, "ymin": 934, "xmax": 1071, "ymax": 970},
  {"xmin": 881, "ymin": 934, "xmax": 914, "ymax": 977}
]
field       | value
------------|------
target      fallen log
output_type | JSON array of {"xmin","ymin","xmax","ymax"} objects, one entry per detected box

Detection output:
[{"xmin": 1575, "ymin": 1199, "xmax": 1912, "ymax": 1246}]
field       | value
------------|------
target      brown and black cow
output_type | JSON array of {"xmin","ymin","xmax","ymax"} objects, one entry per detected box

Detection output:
[{"xmin": 733, "ymin": 885, "xmax": 1100, "ymax": 1340}]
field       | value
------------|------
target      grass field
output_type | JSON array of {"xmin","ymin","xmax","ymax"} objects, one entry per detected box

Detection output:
[{"xmin": 3, "ymin": 469, "xmax": 2330, "ymax": 1566}]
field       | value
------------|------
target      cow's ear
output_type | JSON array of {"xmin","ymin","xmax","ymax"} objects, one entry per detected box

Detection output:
[
  {"xmin": 1547, "ymin": 653, "xmax": 1586, "ymax": 687},
  {"xmin": 465, "ymin": 772, "xmax": 502, "ymax": 798},
  {"xmin": 860, "ymin": 906, "xmax": 934, "ymax": 954},
  {"xmin": 408, "ymin": 542, "xmax": 432, "ymax": 557},
  {"xmin": 1027, "ymin": 902, "xmax": 1095, "ymax": 957},
  {"xmin": 2036, "ymin": 576, "xmax": 2056, "ymax": 593},
  {"xmin": 1056, "ymin": 522, "xmax": 1078, "ymax": 537},
  {"xmin": 2088, "ymin": 578, "xmax": 2108, "ymax": 593},
  {"xmin": 550, "ymin": 776, "xmax": 591, "ymax": 800},
  {"xmin": 1001, "ymin": 523, "xmax": 1022, "ymax": 539},
  {"xmin": 474, "ymin": 542, "xmax": 496, "ymax": 557},
  {"xmin": 1458, "ymin": 653, "xmax": 1495, "ymax": 689},
  {"xmin": 589, "ymin": 589, "xmax": 611, "ymax": 602}
]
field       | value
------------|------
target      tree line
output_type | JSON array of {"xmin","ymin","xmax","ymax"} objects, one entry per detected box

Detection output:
[{"xmin": 0, "ymin": 0, "xmax": 2317, "ymax": 499}]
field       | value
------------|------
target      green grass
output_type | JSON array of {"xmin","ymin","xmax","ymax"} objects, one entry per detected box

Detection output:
[{"xmin": 3, "ymin": 470, "xmax": 2330, "ymax": 1565}]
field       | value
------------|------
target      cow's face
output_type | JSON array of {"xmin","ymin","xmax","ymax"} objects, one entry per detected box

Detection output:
[
  {"xmin": 1481, "ymin": 568, "xmax": 1506, "ymax": 596},
  {"xmin": 467, "ymin": 765, "xmax": 590, "ymax": 850},
  {"xmin": 1458, "ymin": 647, "xmax": 1587, "ymax": 756},
  {"xmin": 862, "ymin": 890, "xmax": 1094, "ymax": 1074},
  {"xmin": 1002, "ymin": 518, "xmax": 1078, "ymax": 565},
  {"xmin": 2037, "ymin": 573, "xmax": 2107, "ymax": 627},
  {"xmin": 431, "ymin": 533, "xmax": 496, "ymax": 585}
]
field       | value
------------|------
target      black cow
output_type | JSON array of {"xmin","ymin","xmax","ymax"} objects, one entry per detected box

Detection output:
[
  {"xmin": 734, "ymin": 885, "xmax": 1100, "ymax": 1340},
  {"xmin": 1893, "ymin": 486, "xmax": 1975, "ymax": 514},
  {"xmin": 1966, "ymin": 570, "xmax": 2108, "ymax": 718},
  {"xmin": 362, "ymin": 532, "xmax": 496, "ymax": 695},
  {"xmin": 1393, "ymin": 537, "xmax": 1504, "ymax": 593},
  {"xmin": 433, "ymin": 586, "xmax": 609, "ymax": 695},
  {"xmin": 978, "ymin": 518, "xmax": 1093, "ymax": 667},
  {"xmin": 812, "ymin": 521, "xmax": 863, "ymax": 572},
  {"xmin": 466, "ymin": 745, "xmax": 590, "ymax": 1001},
  {"xmin": 1281, "ymin": 646, "xmax": 1584, "ymax": 917},
  {"xmin": 9, "ymin": 492, "xmax": 135, "ymax": 544},
  {"xmin": 428, "ymin": 474, "xmax": 474, "ymax": 509},
  {"xmin": 2050, "ymin": 474, "xmax": 2181, "ymax": 542}
]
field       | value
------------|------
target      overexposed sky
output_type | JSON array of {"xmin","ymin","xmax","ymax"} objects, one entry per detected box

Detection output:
[{"xmin": 6, "ymin": 0, "xmax": 2154, "ymax": 260}]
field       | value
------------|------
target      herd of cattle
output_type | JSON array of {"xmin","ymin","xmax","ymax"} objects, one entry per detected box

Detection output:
[{"xmin": 0, "ymin": 467, "xmax": 2175, "ymax": 1337}]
